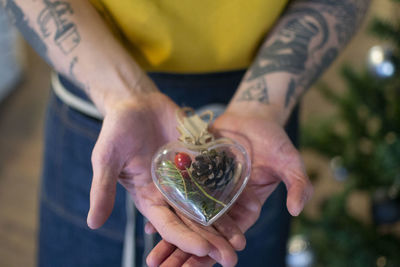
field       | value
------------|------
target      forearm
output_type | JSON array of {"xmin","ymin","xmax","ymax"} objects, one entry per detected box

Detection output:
[
  {"xmin": 227, "ymin": 0, "xmax": 370, "ymax": 125},
  {"xmin": 1, "ymin": 0, "xmax": 154, "ymax": 114}
]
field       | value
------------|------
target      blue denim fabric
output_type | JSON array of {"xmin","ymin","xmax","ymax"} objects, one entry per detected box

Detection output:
[{"xmin": 38, "ymin": 71, "xmax": 297, "ymax": 267}]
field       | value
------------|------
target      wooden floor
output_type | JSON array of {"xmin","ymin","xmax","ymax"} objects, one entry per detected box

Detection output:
[{"xmin": 0, "ymin": 1, "xmax": 397, "ymax": 266}]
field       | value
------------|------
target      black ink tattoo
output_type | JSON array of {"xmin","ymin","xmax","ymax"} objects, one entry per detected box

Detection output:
[
  {"xmin": 237, "ymin": 0, "xmax": 370, "ymax": 109},
  {"xmin": 298, "ymin": 47, "xmax": 338, "ymax": 91},
  {"xmin": 37, "ymin": 0, "xmax": 80, "ymax": 54},
  {"xmin": 3, "ymin": 0, "xmax": 49, "ymax": 62},
  {"xmin": 69, "ymin": 56, "xmax": 77, "ymax": 72},
  {"xmin": 285, "ymin": 78, "xmax": 296, "ymax": 108},
  {"xmin": 69, "ymin": 56, "xmax": 86, "ymax": 89},
  {"xmin": 238, "ymin": 77, "xmax": 269, "ymax": 104},
  {"xmin": 247, "ymin": 7, "xmax": 329, "ymax": 80},
  {"xmin": 308, "ymin": 1, "xmax": 357, "ymax": 46},
  {"xmin": 302, "ymin": 0, "xmax": 369, "ymax": 46}
]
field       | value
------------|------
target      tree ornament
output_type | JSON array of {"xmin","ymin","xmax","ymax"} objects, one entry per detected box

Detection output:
[
  {"xmin": 151, "ymin": 107, "xmax": 250, "ymax": 226},
  {"xmin": 330, "ymin": 156, "xmax": 348, "ymax": 182},
  {"xmin": 286, "ymin": 235, "xmax": 314, "ymax": 267},
  {"xmin": 366, "ymin": 45, "xmax": 396, "ymax": 79}
]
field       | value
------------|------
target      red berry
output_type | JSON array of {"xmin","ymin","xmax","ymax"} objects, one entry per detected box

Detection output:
[{"xmin": 174, "ymin": 152, "xmax": 192, "ymax": 170}]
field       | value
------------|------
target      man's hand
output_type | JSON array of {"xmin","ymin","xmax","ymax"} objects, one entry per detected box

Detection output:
[
  {"xmin": 146, "ymin": 111, "xmax": 314, "ymax": 267},
  {"xmin": 86, "ymin": 91, "xmax": 245, "ymax": 266},
  {"xmin": 145, "ymin": 187, "xmax": 262, "ymax": 267},
  {"xmin": 213, "ymin": 112, "xmax": 314, "ymax": 215}
]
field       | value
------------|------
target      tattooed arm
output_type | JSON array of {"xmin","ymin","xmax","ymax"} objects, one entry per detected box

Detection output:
[
  {"xmin": 1, "ymin": 0, "xmax": 154, "ymax": 114},
  {"xmin": 227, "ymin": 0, "xmax": 371, "ymax": 125}
]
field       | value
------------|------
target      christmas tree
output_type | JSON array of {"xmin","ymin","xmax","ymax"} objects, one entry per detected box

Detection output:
[{"xmin": 290, "ymin": 0, "xmax": 400, "ymax": 266}]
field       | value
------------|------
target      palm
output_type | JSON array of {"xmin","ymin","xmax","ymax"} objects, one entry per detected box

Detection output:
[
  {"xmin": 213, "ymin": 113, "xmax": 308, "ymax": 211},
  {"xmin": 108, "ymin": 95, "xmax": 179, "ymax": 214},
  {"xmin": 88, "ymin": 92, "xmax": 178, "ymax": 222},
  {"xmin": 146, "ymin": 112, "xmax": 313, "ymax": 267}
]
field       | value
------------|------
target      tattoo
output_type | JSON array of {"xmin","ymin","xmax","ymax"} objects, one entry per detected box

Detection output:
[
  {"xmin": 303, "ymin": 0, "xmax": 369, "ymax": 46},
  {"xmin": 69, "ymin": 56, "xmax": 86, "ymax": 89},
  {"xmin": 37, "ymin": 0, "xmax": 80, "ymax": 54},
  {"xmin": 238, "ymin": 77, "xmax": 269, "ymax": 104},
  {"xmin": 3, "ymin": 0, "xmax": 49, "ymax": 62},
  {"xmin": 298, "ymin": 47, "xmax": 338, "ymax": 91},
  {"xmin": 247, "ymin": 7, "xmax": 329, "ymax": 80},
  {"xmin": 285, "ymin": 78, "xmax": 296, "ymax": 108},
  {"xmin": 237, "ymin": 0, "xmax": 370, "ymax": 108},
  {"xmin": 69, "ymin": 56, "xmax": 78, "ymax": 75},
  {"xmin": 298, "ymin": 0, "xmax": 369, "ymax": 45}
]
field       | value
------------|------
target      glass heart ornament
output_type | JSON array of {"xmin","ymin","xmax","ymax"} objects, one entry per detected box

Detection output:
[{"xmin": 151, "ymin": 108, "xmax": 251, "ymax": 226}]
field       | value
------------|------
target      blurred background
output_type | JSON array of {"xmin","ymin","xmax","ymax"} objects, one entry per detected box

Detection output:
[{"xmin": 0, "ymin": 0, "xmax": 399, "ymax": 266}]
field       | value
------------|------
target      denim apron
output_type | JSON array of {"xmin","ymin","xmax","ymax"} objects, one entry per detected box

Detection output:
[{"xmin": 38, "ymin": 70, "xmax": 296, "ymax": 267}]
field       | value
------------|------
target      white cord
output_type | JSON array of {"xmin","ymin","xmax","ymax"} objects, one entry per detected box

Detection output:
[
  {"xmin": 51, "ymin": 72, "xmax": 103, "ymax": 120},
  {"xmin": 122, "ymin": 193, "xmax": 136, "ymax": 267}
]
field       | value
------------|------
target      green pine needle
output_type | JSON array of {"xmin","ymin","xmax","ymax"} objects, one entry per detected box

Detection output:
[
  {"xmin": 158, "ymin": 161, "xmax": 188, "ymax": 199},
  {"xmin": 158, "ymin": 159, "xmax": 227, "ymax": 222}
]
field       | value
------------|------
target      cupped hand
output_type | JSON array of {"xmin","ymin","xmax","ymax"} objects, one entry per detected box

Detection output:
[
  {"xmin": 214, "ymin": 112, "xmax": 314, "ymax": 215},
  {"xmin": 86, "ymin": 90, "xmax": 243, "ymax": 266},
  {"xmin": 146, "ymin": 111, "xmax": 314, "ymax": 267}
]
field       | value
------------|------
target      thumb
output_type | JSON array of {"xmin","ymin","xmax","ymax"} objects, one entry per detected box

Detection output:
[
  {"xmin": 87, "ymin": 139, "xmax": 121, "ymax": 229},
  {"xmin": 279, "ymin": 145, "xmax": 314, "ymax": 216},
  {"xmin": 285, "ymin": 172, "xmax": 313, "ymax": 216}
]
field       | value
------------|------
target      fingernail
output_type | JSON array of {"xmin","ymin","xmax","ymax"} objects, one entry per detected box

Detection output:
[
  {"xmin": 86, "ymin": 212, "xmax": 93, "ymax": 228},
  {"xmin": 292, "ymin": 201, "xmax": 305, "ymax": 216},
  {"xmin": 87, "ymin": 210, "xmax": 99, "ymax": 229}
]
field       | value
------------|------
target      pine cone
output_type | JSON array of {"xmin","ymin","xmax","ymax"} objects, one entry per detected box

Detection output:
[{"xmin": 191, "ymin": 149, "xmax": 235, "ymax": 191}]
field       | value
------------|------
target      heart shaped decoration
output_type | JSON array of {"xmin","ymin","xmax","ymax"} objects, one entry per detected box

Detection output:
[{"xmin": 151, "ymin": 108, "xmax": 251, "ymax": 226}]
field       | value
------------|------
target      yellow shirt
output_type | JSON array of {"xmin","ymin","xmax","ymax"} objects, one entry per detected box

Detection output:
[{"xmin": 90, "ymin": 0, "xmax": 288, "ymax": 73}]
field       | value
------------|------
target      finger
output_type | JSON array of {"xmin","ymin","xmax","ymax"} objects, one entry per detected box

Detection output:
[
  {"xmin": 87, "ymin": 143, "xmax": 121, "ymax": 229},
  {"xmin": 280, "ymin": 156, "xmax": 313, "ymax": 216},
  {"xmin": 144, "ymin": 205, "xmax": 211, "ymax": 257},
  {"xmin": 182, "ymin": 255, "xmax": 216, "ymax": 267},
  {"xmin": 285, "ymin": 175, "xmax": 313, "ymax": 216},
  {"xmin": 145, "ymin": 208, "xmax": 239, "ymax": 266},
  {"xmin": 148, "ymin": 243, "xmax": 216, "ymax": 267},
  {"xmin": 177, "ymin": 215, "xmax": 238, "ymax": 267},
  {"xmin": 228, "ymin": 188, "xmax": 262, "ymax": 232},
  {"xmin": 147, "ymin": 240, "xmax": 177, "ymax": 267},
  {"xmin": 213, "ymin": 214, "xmax": 246, "ymax": 251},
  {"xmin": 160, "ymin": 248, "xmax": 191, "ymax": 267},
  {"xmin": 145, "ymin": 221, "xmax": 157, "ymax": 235},
  {"xmin": 145, "ymin": 217, "xmax": 241, "ymax": 265}
]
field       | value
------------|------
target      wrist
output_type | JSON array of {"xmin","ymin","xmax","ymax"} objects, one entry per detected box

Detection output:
[
  {"xmin": 86, "ymin": 68, "xmax": 159, "ymax": 115},
  {"xmin": 228, "ymin": 75, "xmax": 296, "ymax": 126},
  {"xmin": 71, "ymin": 49, "xmax": 159, "ymax": 115}
]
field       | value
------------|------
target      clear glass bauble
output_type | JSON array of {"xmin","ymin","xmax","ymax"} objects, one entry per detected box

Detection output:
[{"xmin": 151, "ymin": 138, "xmax": 251, "ymax": 226}]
